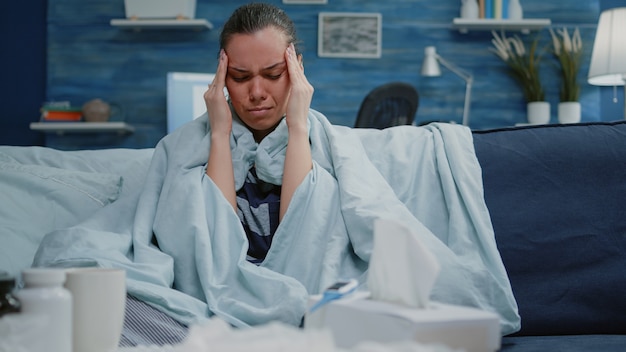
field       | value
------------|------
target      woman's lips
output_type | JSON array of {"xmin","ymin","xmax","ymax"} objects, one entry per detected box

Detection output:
[{"xmin": 248, "ymin": 106, "xmax": 272, "ymax": 117}]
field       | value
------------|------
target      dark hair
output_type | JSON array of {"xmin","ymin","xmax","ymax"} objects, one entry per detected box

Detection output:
[{"xmin": 220, "ymin": 2, "xmax": 301, "ymax": 55}]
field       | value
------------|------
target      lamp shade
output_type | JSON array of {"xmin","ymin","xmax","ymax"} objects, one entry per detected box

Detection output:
[
  {"xmin": 421, "ymin": 46, "xmax": 441, "ymax": 77},
  {"xmin": 588, "ymin": 7, "xmax": 626, "ymax": 86}
]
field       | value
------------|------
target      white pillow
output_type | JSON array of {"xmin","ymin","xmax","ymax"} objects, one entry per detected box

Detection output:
[{"xmin": 0, "ymin": 154, "xmax": 122, "ymax": 278}]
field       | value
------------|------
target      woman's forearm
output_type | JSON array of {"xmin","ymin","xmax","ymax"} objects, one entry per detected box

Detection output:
[
  {"xmin": 280, "ymin": 124, "xmax": 312, "ymax": 221},
  {"xmin": 206, "ymin": 133, "xmax": 237, "ymax": 212}
]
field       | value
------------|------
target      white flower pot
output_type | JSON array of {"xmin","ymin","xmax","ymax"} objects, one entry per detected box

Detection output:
[
  {"xmin": 527, "ymin": 101, "xmax": 550, "ymax": 125},
  {"xmin": 558, "ymin": 102, "xmax": 581, "ymax": 124}
]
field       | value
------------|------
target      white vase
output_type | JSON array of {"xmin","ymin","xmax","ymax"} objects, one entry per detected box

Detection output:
[
  {"xmin": 460, "ymin": 0, "xmax": 479, "ymax": 19},
  {"xmin": 527, "ymin": 101, "xmax": 550, "ymax": 125},
  {"xmin": 507, "ymin": 0, "xmax": 523, "ymax": 20},
  {"xmin": 558, "ymin": 101, "xmax": 581, "ymax": 124}
]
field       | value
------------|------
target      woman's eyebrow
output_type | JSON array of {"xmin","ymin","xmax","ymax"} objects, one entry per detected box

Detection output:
[
  {"xmin": 227, "ymin": 66, "xmax": 249, "ymax": 74},
  {"xmin": 227, "ymin": 62, "xmax": 286, "ymax": 73},
  {"xmin": 262, "ymin": 62, "xmax": 286, "ymax": 71}
]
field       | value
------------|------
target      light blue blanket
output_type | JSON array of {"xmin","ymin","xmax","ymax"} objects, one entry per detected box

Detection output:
[{"xmin": 34, "ymin": 110, "xmax": 520, "ymax": 334}]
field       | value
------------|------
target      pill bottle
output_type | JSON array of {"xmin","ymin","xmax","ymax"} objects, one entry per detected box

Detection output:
[{"xmin": 16, "ymin": 268, "xmax": 72, "ymax": 352}]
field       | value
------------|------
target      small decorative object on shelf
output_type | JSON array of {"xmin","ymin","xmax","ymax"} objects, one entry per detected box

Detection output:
[
  {"xmin": 489, "ymin": 31, "xmax": 549, "ymax": 124},
  {"xmin": 82, "ymin": 98, "xmax": 111, "ymax": 122},
  {"xmin": 461, "ymin": 0, "xmax": 480, "ymax": 19},
  {"xmin": 507, "ymin": 0, "xmax": 523, "ymax": 20},
  {"xmin": 124, "ymin": 0, "xmax": 196, "ymax": 20},
  {"xmin": 550, "ymin": 27, "xmax": 583, "ymax": 124},
  {"xmin": 111, "ymin": 0, "xmax": 212, "ymax": 31}
]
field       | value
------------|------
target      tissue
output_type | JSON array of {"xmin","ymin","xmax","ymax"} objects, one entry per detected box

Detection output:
[
  {"xmin": 172, "ymin": 316, "xmax": 459, "ymax": 352},
  {"xmin": 367, "ymin": 219, "xmax": 441, "ymax": 309},
  {"xmin": 173, "ymin": 317, "xmax": 335, "ymax": 352}
]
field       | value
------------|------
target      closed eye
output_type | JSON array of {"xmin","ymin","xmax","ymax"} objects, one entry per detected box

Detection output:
[
  {"xmin": 229, "ymin": 74, "xmax": 250, "ymax": 82},
  {"xmin": 266, "ymin": 73, "xmax": 283, "ymax": 80}
]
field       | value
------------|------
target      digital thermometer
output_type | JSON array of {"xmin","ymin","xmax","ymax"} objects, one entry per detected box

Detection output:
[{"xmin": 308, "ymin": 279, "xmax": 359, "ymax": 314}]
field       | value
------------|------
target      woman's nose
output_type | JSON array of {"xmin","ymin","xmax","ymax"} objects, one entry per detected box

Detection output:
[{"xmin": 248, "ymin": 77, "xmax": 267, "ymax": 101}]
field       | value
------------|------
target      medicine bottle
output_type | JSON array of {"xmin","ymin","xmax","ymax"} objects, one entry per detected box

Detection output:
[
  {"xmin": 16, "ymin": 268, "xmax": 72, "ymax": 352},
  {"xmin": 0, "ymin": 272, "xmax": 21, "ymax": 317}
]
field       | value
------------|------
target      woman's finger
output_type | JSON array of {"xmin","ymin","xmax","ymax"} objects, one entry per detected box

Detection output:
[
  {"xmin": 205, "ymin": 50, "xmax": 229, "ymax": 102},
  {"xmin": 212, "ymin": 50, "xmax": 227, "ymax": 90},
  {"xmin": 286, "ymin": 44, "xmax": 305, "ymax": 83},
  {"xmin": 288, "ymin": 45, "xmax": 312, "ymax": 93},
  {"xmin": 204, "ymin": 50, "xmax": 232, "ymax": 134},
  {"xmin": 284, "ymin": 44, "xmax": 313, "ymax": 131}
]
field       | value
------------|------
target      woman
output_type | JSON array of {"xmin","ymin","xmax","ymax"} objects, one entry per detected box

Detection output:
[
  {"xmin": 205, "ymin": 3, "xmax": 314, "ymax": 264},
  {"xmin": 35, "ymin": 2, "xmax": 520, "ymax": 344},
  {"xmin": 192, "ymin": 2, "xmax": 518, "ymax": 333}
]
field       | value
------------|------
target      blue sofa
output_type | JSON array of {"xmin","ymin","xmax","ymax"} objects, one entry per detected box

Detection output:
[
  {"xmin": 2, "ymin": 121, "xmax": 625, "ymax": 350},
  {"xmin": 473, "ymin": 121, "xmax": 626, "ymax": 351}
]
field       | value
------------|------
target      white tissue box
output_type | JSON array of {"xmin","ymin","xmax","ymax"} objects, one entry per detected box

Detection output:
[
  {"xmin": 304, "ymin": 293, "xmax": 501, "ymax": 352},
  {"xmin": 124, "ymin": 0, "xmax": 196, "ymax": 19}
]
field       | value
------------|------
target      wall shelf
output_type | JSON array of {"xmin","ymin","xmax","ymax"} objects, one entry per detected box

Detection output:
[
  {"xmin": 110, "ymin": 18, "xmax": 213, "ymax": 31},
  {"xmin": 30, "ymin": 122, "xmax": 135, "ymax": 135},
  {"xmin": 452, "ymin": 18, "xmax": 551, "ymax": 34}
]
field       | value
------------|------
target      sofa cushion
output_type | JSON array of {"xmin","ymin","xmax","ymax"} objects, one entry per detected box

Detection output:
[
  {"xmin": 501, "ymin": 334, "xmax": 626, "ymax": 352},
  {"xmin": 473, "ymin": 121, "xmax": 626, "ymax": 335},
  {"xmin": 0, "ymin": 152, "xmax": 123, "ymax": 278}
]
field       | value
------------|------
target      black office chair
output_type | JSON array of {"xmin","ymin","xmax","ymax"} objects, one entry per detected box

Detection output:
[{"xmin": 354, "ymin": 82, "xmax": 419, "ymax": 129}]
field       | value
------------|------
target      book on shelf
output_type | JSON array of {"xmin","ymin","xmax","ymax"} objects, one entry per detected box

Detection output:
[
  {"xmin": 485, "ymin": 0, "xmax": 492, "ymax": 19},
  {"xmin": 494, "ymin": 0, "xmax": 502, "ymax": 19},
  {"xmin": 479, "ymin": 0, "xmax": 486, "ymax": 19},
  {"xmin": 40, "ymin": 105, "xmax": 83, "ymax": 122},
  {"xmin": 480, "ymin": 0, "xmax": 510, "ymax": 19}
]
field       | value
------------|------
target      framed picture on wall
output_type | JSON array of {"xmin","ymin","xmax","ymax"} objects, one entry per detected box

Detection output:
[
  {"xmin": 318, "ymin": 12, "xmax": 382, "ymax": 59},
  {"xmin": 283, "ymin": 0, "xmax": 327, "ymax": 4}
]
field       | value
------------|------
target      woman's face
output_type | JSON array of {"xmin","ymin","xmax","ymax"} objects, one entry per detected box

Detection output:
[{"xmin": 224, "ymin": 27, "xmax": 295, "ymax": 140}]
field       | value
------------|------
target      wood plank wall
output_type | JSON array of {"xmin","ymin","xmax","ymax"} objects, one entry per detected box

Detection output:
[{"xmin": 46, "ymin": 0, "xmax": 603, "ymax": 149}]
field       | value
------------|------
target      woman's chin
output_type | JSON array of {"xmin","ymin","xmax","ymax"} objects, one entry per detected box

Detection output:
[{"xmin": 241, "ymin": 116, "xmax": 283, "ymax": 133}]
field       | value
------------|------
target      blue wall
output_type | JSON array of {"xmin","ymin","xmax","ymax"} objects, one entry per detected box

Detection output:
[
  {"xmin": 0, "ymin": 0, "xmax": 47, "ymax": 146},
  {"xmin": 2, "ymin": 0, "xmax": 625, "ymax": 149}
]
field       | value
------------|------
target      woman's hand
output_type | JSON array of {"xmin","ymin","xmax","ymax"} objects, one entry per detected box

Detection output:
[
  {"xmin": 205, "ymin": 50, "xmax": 237, "ymax": 211},
  {"xmin": 284, "ymin": 44, "xmax": 314, "ymax": 131},
  {"xmin": 204, "ymin": 50, "xmax": 232, "ymax": 137},
  {"xmin": 280, "ymin": 44, "xmax": 314, "ymax": 221}
]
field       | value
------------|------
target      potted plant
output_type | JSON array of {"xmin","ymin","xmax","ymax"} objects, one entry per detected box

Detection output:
[
  {"xmin": 490, "ymin": 31, "xmax": 549, "ymax": 124},
  {"xmin": 549, "ymin": 27, "xmax": 583, "ymax": 123}
]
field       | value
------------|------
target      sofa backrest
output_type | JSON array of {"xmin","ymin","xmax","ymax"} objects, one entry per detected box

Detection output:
[{"xmin": 473, "ymin": 121, "xmax": 626, "ymax": 336}]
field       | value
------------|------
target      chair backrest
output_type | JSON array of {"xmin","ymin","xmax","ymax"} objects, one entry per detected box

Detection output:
[{"xmin": 354, "ymin": 82, "xmax": 419, "ymax": 129}]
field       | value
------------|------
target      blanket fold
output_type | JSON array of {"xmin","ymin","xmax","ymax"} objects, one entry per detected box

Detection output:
[{"xmin": 34, "ymin": 109, "xmax": 520, "ymax": 334}]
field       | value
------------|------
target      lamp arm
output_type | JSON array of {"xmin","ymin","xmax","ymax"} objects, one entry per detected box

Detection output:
[
  {"xmin": 435, "ymin": 54, "xmax": 473, "ymax": 83},
  {"xmin": 435, "ymin": 54, "xmax": 473, "ymax": 126},
  {"xmin": 462, "ymin": 78, "xmax": 473, "ymax": 126},
  {"xmin": 623, "ymin": 76, "xmax": 626, "ymax": 120}
]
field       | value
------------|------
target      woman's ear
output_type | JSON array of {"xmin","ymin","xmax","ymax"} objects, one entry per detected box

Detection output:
[{"xmin": 298, "ymin": 54, "xmax": 304, "ymax": 69}]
